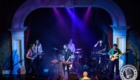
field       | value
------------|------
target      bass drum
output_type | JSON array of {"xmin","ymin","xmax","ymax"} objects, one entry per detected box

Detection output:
[
  {"xmin": 79, "ymin": 56, "xmax": 89, "ymax": 65},
  {"xmin": 70, "ymin": 54, "xmax": 75, "ymax": 62},
  {"xmin": 58, "ymin": 54, "xmax": 64, "ymax": 61}
]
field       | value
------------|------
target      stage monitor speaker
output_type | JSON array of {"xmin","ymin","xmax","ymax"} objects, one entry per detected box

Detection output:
[{"xmin": 68, "ymin": 73, "xmax": 78, "ymax": 80}]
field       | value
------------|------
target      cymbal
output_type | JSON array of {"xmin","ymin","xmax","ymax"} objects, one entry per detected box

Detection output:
[
  {"xmin": 76, "ymin": 48, "xmax": 82, "ymax": 50},
  {"xmin": 53, "ymin": 48, "xmax": 58, "ymax": 50},
  {"xmin": 75, "ymin": 51, "xmax": 83, "ymax": 53},
  {"xmin": 75, "ymin": 51, "xmax": 80, "ymax": 53}
]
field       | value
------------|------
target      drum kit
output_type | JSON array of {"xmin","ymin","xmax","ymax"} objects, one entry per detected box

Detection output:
[
  {"xmin": 51, "ymin": 47, "xmax": 84, "ymax": 71},
  {"xmin": 51, "ymin": 47, "xmax": 109, "ymax": 73},
  {"xmin": 90, "ymin": 51, "xmax": 109, "ymax": 73},
  {"xmin": 72, "ymin": 48, "xmax": 83, "ymax": 71}
]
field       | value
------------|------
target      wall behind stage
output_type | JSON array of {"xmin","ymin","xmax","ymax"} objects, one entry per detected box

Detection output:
[
  {"xmin": 0, "ymin": 32, "xmax": 11, "ymax": 71},
  {"xmin": 127, "ymin": 27, "xmax": 140, "ymax": 71},
  {"xmin": 24, "ymin": 8, "xmax": 111, "ymax": 68}
]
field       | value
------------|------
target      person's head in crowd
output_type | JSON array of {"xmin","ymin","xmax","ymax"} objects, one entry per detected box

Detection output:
[
  {"xmin": 56, "ymin": 75, "xmax": 61, "ymax": 80},
  {"xmin": 108, "ymin": 73, "xmax": 113, "ymax": 80},
  {"xmin": 116, "ymin": 75, "xmax": 121, "ymax": 80},
  {"xmin": 74, "ymin": 75, "xmax": 79, "ymax": 80},
  {"xmin": 83, "ymin": 71, "xmax": 88, "ymax": 77},
  {"xmin": 102, "ymin": 76, "xmax": 109, "ymax": 80},
  {"xmin": 94, "ymin": 74, "xmax": 101, "ymax": 80}
]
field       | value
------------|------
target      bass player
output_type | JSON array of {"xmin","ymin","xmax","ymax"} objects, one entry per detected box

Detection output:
[{"xmin": 108, "ymin": 44, "xmax": 128, "ymax": 77}]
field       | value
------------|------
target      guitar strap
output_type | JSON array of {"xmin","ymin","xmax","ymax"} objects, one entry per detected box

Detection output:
[
  {"xmin": 37, "ymin": 46, "xmax": 38, "ymax": 53},
  {"xmin": 114, "ymin": 51, "xmax": 117, "ymax": 54},
  {"xmin": 31, "ymin": 49, "xmax": 35, "ymax": 55}
]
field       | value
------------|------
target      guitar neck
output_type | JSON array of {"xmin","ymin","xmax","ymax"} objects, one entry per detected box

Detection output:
[
  {"xmin": 32, "ymin": 53, "xmax": 40, "ymax": 58},
  {"xmin": 96, "ymin": 47, "xmax": 106, "ymax": 53}
]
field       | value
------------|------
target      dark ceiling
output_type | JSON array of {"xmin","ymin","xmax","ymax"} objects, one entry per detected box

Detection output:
[{"xmin": 0, "ymin": 0, "xmax": 140, "ymax": 30}]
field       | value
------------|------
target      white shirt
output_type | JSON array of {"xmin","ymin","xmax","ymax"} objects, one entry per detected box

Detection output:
[
  {"xmin": 34, "ymin": 43, "xmax": 42, "ymax": 53},
  {"xmin": 68, "ymin": 43, "xmax": 75, "ymax": 53}
]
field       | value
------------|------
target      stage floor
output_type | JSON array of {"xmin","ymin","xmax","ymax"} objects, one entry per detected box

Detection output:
[
  {"xmin": 1, "ymin": 71, "xmax": 139, "ymax": 80},
  {"xmin": 1, "ymin": 72, "xmax": 108, "ymax": 80}
]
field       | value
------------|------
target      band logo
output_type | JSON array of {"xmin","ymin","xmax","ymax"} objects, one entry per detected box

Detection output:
[{"xmin": 120, "ymin": 64, "xmax": 138, "ymax": 80}]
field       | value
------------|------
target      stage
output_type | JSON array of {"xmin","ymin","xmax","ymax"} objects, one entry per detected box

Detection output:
[
  {"xmin": 0, "ymin": 0, "xmax": 140, "ymax": 80},
  {"xmin": 1, "ymin": 72, "xmax": 109, "ymax": 80}
]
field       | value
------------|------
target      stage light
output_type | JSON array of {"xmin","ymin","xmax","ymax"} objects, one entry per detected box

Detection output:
[
  {"xmin": 83, "ymin": 7, "xmax": 91, "ymax": 24},
  {"xmin": 43, "ymin": 69, "xmax": 49, "ymax": 73}
]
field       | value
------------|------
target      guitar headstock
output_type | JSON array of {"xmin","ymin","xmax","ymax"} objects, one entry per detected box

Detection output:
[{"xmin": 124, "ymin": 50, "xmax": 129, "ymax": 54}]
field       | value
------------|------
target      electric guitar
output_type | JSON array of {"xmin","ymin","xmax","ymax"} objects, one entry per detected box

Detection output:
[
  {"xmin": 110, "ymin": 51, "xmax": 129, "ymax": 61},
  {"xmin": 96, "ymin": 47, "xmax": 106, "ymax": 54},
  {"xmin": 31, "ymin": 50, "xmax": 43, "ymax": 61}
]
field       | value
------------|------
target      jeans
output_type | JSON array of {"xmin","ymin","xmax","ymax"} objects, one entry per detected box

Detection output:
[
  {"xmin": 63, "ymin": 65, "xmax": 70, "ymax": 74},
  {"xmin": 109, "ymin": 59, "xmax": 119, "ymax": 75},
  {"xmin": 26, "ymin": 59, "xmax": 36, "ymax": 75}
]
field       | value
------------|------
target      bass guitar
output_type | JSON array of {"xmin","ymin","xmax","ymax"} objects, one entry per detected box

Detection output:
[{"xmin": 110, "ymin": 51, "xmax": 129, "ymax": 61}]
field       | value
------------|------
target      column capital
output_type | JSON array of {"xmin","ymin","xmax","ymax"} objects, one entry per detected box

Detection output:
[
  {"xmin": 8, "ymin": 27, "xmax": 27, "ymax": 32},
  {"xmin": 110, "ymin": 25, "xmax": 130, "ymax": 30},
  {"xmin": 8, "ymin": 27, "xmax": 27, "ymax": 38}
]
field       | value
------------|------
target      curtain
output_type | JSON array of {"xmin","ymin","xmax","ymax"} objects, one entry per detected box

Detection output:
[
  {"xmin": 24, "ymin": 18, "xmax": 31, "ymax": 69},
  {"xmin": 25, "ymin": 27, "xmax": 30, "ymax": 51},
  {"xmin": 107, "ymin": 26, "xmax": 113, "ymax": 50}
]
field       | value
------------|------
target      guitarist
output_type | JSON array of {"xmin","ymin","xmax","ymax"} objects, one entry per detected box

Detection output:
[
  {"xmin": 26, "ymin": 44, "xmax": 36, "ymax": 78},
  {"xmin": 94, "ymin": 40, "xmax": 106, "ymax": 70},
  {"xmin": 94, "ymin": 39, "xmax": 106, "ymax": 53},
  {"xmin": 61, "ymin": 44, "xmax": 71, "ymax": 74},
  {"xmin": 108, "ymin": 44, "xmax": 122, "ymax": 77},
  {"xmin": 34, "ymin": 39, "xmax": 43, "ymax": 74}
]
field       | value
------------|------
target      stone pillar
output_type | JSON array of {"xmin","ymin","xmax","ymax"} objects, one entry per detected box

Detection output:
[
  {"xmin": 111, "ymin": 26, "xmax": 130, "ymax": 70},
  {"xmin": 8, "ymin": 27, "xmax": 27, "ymax": 74}
]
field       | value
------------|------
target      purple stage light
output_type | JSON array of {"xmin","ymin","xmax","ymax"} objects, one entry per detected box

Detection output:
[
  {"xmin": 66, "ymin": 8, "xmax": 84, "ymax": 29},
  {"xmin": 53, "ymin": 8, "xmax": 68, "ymax": 32},
  {"xmin": 53, "ymin": 8, "xmax": 66, "ymax": 26},
  {"xmin": 83, "ymin": 7, "xmax": 91, "ymax": 24},
  {"xmin": 53, "ymin": 8, "xmax": 64, "ymax": 24}
]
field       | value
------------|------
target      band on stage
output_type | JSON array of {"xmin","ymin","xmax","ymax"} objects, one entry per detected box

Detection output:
[{"xmin": 26, "ymin": 39, "xmax": 128, "ymax": 78}]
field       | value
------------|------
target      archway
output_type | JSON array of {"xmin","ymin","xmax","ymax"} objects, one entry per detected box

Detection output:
[{"xmin": 9, "ymin": 0, "xmax": 130, "ymax": 74}]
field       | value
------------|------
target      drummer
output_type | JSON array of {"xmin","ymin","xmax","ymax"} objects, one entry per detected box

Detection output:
[{"xmin": 68, "ymin": 39, "xmax": 75, "ymax": 54}]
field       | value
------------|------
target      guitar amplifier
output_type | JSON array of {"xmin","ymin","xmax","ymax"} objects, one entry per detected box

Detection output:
[{"xmin": 68, "ymin": 73, "xmax": 78, "ymax": 80}]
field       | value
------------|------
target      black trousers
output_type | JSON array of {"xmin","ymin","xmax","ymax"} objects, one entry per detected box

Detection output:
[
  {"xmin": 63, "ymin": 65, "xmax": 69, "ymax": 74},
  {"xmin": 109, "ymin": 59, "xmax": 119, "ymax": 75},
  {"xmin": 35, "ymin": 56, "xmax": 42, "ymax": 73},
  {"xmin": 26, "ymin": 59, "xmax": 36, "ymax": 75}
]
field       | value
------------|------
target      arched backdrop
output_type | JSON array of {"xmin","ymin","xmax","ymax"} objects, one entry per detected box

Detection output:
[{"xmin": 8, "ymin": 0, "xmax": 130, "ymax": 74}]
